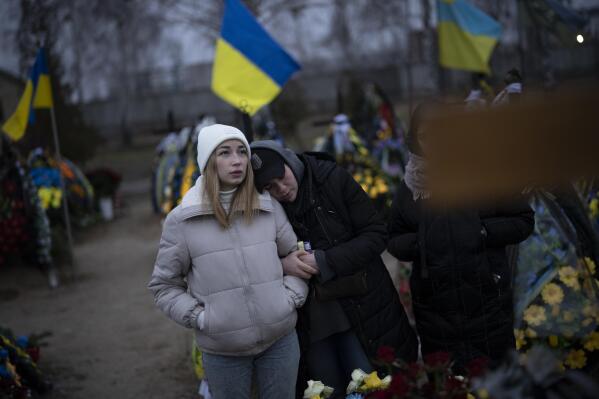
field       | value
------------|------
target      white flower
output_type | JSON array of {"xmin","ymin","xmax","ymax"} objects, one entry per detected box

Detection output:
[
  {"xmin": 303, "ymin": 380, "xmax": 334, "ymax": 399},
  {"xmin": 347, "ymin": 369, "xmax": 368, "ymax": 394}
]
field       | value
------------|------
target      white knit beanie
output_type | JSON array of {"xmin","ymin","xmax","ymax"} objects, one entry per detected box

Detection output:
[{"xmin": 196, "ymin": 124, "xmax": 251, "ymax": 173}]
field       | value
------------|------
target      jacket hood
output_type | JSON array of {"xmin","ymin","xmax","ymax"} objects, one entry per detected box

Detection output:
[{"xmin": 300, "ymin": 152, "xmax": 337, "ymax": 184}]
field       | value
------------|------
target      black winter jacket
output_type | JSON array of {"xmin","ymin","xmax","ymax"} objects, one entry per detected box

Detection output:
[
  {"xmin": 388, "ymin": 182, "xmax": 534, "ymax": 369},
  {"xmin": 286, "ymin": 154, "xmax": 418, "ymax": 375}
]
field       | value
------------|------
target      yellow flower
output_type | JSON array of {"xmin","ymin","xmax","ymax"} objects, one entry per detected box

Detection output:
[
  {"xmin": 548, "ymin": 335, "xmax": 559, "ymax": 347},
  {"xmin": 514, "ymin": 329, "xmax": 526, "ymax": 350},
  {"xmin": 542, "ymin": 283, "xmax": 564, "ymax": 305},
  {"xmin": 591, "ymin": 198, "xmax": 599, "ymax": 218},
  {"xmin": 559, "ymin": 266, "xmax": 580, "ymax": 290},
  {"xmin": 583, "ymin": 257, "xmax": 596, "ymax": 275},
  {"xmin": 303, "ymin": 380, "xmax": 333, "ymax": 399},
  {"xmin": 525, "ymin": 328, "xmax": 537, "ymax": 338},
  {"xmin": 524, "ymin": 305, "xmax": 547, "ymax": 326},
  {"xmin": 584, "ymin": 331, "xmax": 599, "ymax": 351},
  {"xmin": 361, "ymin": 372, "xmax": 383, "ymax": 391},
  {"xmin": 563, "ymin": 310, "xmax": 575, "ymax": 323},
  {"xmin": 583, "ymin": 303, "xmax": 599, "ymax": 320},
  {"xmin": 565, "ymin": 349, "xmax": 587, "ymax": 369}
]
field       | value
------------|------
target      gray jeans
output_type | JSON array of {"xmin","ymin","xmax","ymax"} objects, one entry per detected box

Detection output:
[{"xmin": 203, "ymin": 331, "xmax": 300, "ymax": 399}]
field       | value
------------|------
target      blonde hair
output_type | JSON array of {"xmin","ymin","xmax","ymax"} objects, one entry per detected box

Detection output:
[{"xmin": 203, "ymin": 150, "xmax": 259, "ymax": 228}]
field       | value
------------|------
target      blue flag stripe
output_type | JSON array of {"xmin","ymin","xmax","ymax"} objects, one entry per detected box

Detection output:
[
  {"xmin": 221, "ymin": 0, "xmax": 300, "ymax": 86},
  {"xmin": 438, "ymin": 0, "xmax": 502, "ymax": 38}
]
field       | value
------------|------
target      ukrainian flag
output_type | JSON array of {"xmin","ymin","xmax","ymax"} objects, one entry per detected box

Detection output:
[
  {"xmin": 2, "ymin": 48, "xmax": 54, "ymax": 141},
  {"xmin": 437, "ymin": 0, "xmax": 502, "ymax": 74},
  {"xmin": 211, "ymin": 0, "xmax": 300, "ymax": 116}
]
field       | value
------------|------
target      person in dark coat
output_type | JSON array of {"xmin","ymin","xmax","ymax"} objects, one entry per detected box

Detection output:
[
  {"xmin": 250, "ymin": 140, "xmax": 418, "ymax": 398},
  {"xmin": 387, "ymin": 103, "xmax": 535, "ymax": 370}
]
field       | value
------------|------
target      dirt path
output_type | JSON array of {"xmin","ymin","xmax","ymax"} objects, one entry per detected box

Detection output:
[{"xmin": 0, "ymin": 187, "xmax": 199, "ymax": 398}]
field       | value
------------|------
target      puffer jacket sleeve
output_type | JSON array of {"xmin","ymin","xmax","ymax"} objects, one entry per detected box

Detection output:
[
  {"xmin": 272, "ymin": 198, "xmax": 298, "ymax": 256},
  {"xmin": 323, "ymin": 167, "xmax": 387, "ymax": 277},
  {"xmin": 273, "ymin": 198, "xmax": 308, "ymax": 306},
  {"xmin": 148, "ymin": 209, "xmax": 203, "ymax": 329},
  {"xmin": 388, "ymin": 186, "xmax": 419, "ymax": 262},
  {"xmin": 481, "ymin": 195, "xmax": 535, "ymax": 248}
]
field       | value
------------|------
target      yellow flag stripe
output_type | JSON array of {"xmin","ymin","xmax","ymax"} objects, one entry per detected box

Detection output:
[
  {"xmin": 33, "ymin": 74, "xmax": 53, "ymax": 108},
  {"xmin": 438, "ymin": 21, "xmax": 498, "ymax": 74},
  {"xmin": 2, "ymin": 81, "xmax": 33, "ymax": 141},
  {"xmin": 211, "ymin": 38, "xmax": 281, "ymax": 116}
]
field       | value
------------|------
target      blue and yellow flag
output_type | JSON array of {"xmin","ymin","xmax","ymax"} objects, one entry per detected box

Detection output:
[
  {"xmin": 2, "ymin": 48, "xmax": 54, "ymax": 141},
  {"xmin": 437, "ymin": 0, "xmax": 502, "ymax": 74},
  {"xmin": 211, "ymin": 0, "xmax": 300, "ymax": 116}
]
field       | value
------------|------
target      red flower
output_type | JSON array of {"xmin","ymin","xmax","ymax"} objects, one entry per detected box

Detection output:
[
  {"xmin": 389, "ymin": 372, "xmax": 410, "ymax": 397},
  {"xmin": 377, "ymin": 346, "xmax": 396, "ymax": 364},
  {"xmin": 424, "ymin": 351, "xmax": 451, "ymax": 368},
  {"xmin": 444, "ymin": 376, "xmax": 465, "ymax": 392},
  {"xmin": 367, "ymin": 391, "xmax": 392, "ymax": 399},
  {"xmin": 406, "ymin": 362, "xmax": 422, "ymax": 379},
  {"xmin": 466, "ymin": 357, "xmax": 489, "ymax": 378}
]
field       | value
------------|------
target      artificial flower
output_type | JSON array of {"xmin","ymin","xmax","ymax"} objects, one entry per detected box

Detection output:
[
  {"xmin": 466, "ymin": 357, "xmax": 489, "ymax": 378},
  {"xmin": 590, "ymin": 198, "xmax": 599, "ymax": 218},
  {"xmin": 562, "ymin": 310, "xmax": 575, "ymax": 323},
  {"xmin": 304, "ymin": 380, "xmax": 334, "ymax": 399},
  {"xmin": 361, "ymin": 372, "xmax": 391, "ymax": 391},
  {"xmin": 376, "ymin": 346, "xmax": 396, "ymax": 364},
  {"xmin": 523, "ymin": 305, "xmax": 547, "ymax": 327},
  {"xmin": 583, "ymin": 331, "xmax": 599, "ymax": 351},
  {"xmin": 564, "ymin": 349, "xmax": 587, "ymax": 369},
  {"xmin": 423, "ymin": 351, "xmax": 451, "ymax": 368},
  {"xmin": 558, "ymin": 266, "xmax": 580, "ymax": 290},
  {"xmin": 514, "ymin": 329, "xmax": 526, "ymax": 350},
  {"xmin": 346, "ymin": 369, "xmax": 391, "ymax": 394},
  {"xmin": 525, "ymin": 328, "xmax": 537, "ymax": 338},
  {"xmin": 541, "ymin": 283, "xmax": 564, "ymax": 305},
  {"xmin": 583, "ymin": 257, "xmax": 596, "ymax": 275},
  {"xmin": 582, "ymin": 303, "xmax": 599, "ymax": 319},
  {"xmin": 389, "ymin": 372, "xmax": 410, "ymax": 396}
]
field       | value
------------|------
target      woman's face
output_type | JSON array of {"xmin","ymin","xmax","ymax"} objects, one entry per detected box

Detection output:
[
  {"xmin": 214, "ymin": 139, "xmax": 248, "ymax": 190},
  {"xmin": 263, "ymin": 165, "xmax": 298, "ymax": 203}
]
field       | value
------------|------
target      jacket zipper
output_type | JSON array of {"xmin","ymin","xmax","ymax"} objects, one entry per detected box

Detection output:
[{"xmin": 232, "ymin": 220, "xmax": 261, "ymax": 344}]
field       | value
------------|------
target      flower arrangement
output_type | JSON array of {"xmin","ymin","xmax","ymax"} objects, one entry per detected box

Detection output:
[
  {"xmin": 302, "ymin": 347, "xmax": 486, "ymax": 399},
  {"xmin": 472, "ymin": 345, "xmax": 599, "ymax": 399},
  {"xmin": 353, "ymin": 169, "xmax": 390, "ymax": 200},
  {"xmin": 0, "ymin": 327, "xmax": 52, "ymax": 398},
  {"xmin": 515, "ymin": 257, "xmax": 599, "ymax": 371}
]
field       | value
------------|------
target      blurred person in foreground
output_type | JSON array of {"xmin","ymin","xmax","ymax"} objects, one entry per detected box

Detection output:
[
  {"xmin": 387, "ymin": 103, "xmax": 535, "ymax": 371},
  {"xmin": 149, "ymin": 124, "xmax": 308, "ymax": 399},
  {"xmin": 250, "ymin": 140, "xmax": 418, "ymax": 398}
]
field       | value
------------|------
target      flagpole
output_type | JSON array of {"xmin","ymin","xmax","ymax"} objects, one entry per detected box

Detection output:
[{"xmin": 49, "ymin": 106, "xmax": 76, "ymax": 277}]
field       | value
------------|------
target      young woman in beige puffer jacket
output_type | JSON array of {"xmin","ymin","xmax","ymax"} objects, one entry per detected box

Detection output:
[{"xmin": 148, "ymin": 124, "xmax": 308, "ymax": 399}]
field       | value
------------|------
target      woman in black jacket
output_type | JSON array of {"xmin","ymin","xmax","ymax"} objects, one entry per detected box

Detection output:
[
  {"xmin": 250, "ymin": 140, "xmax": 417, "ymax": 398},
  {"xmin": 388, "ymin": 103, "xmax": 535, "ymax": 370}
]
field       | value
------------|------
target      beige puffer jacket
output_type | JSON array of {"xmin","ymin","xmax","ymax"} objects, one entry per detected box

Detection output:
[{"xmin": 148, "ymin": 177, "xmax": 308, "ymax": 356}]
